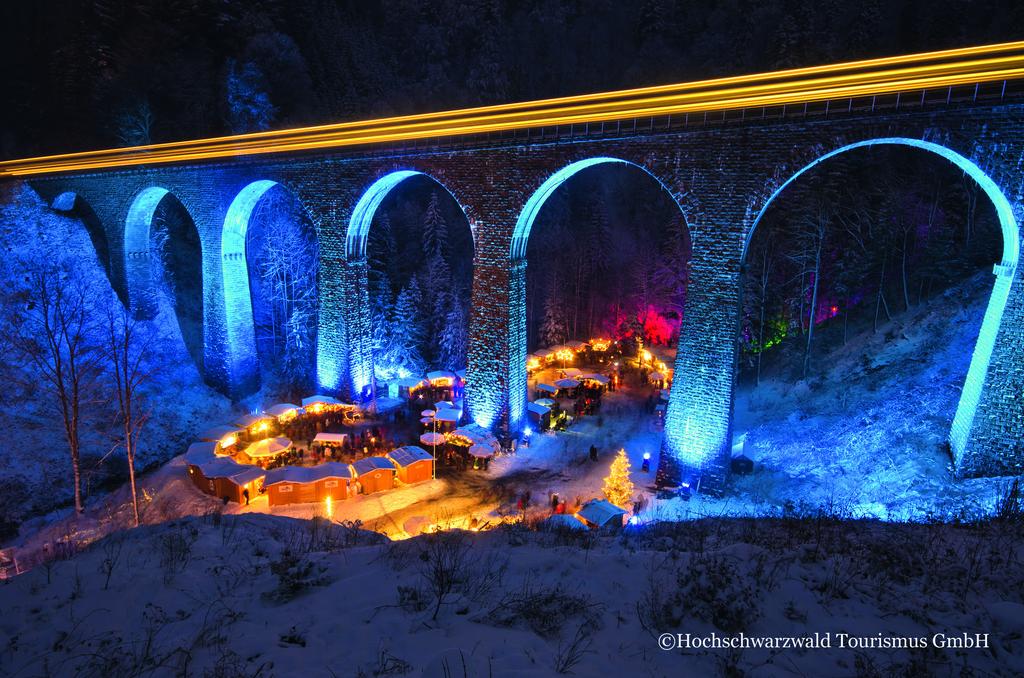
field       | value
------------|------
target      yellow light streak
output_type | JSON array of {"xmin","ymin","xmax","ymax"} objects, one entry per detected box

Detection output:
[{"xmin": 3, "ymin": 41, "xmax": 1024, "ymax": 177}]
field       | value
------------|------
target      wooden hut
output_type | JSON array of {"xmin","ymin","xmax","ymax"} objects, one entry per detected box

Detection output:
[
  {"xmin": 265, "ymin": 403, "xmax": 300, "ymax": 423},
  {"xmin": 198, "ymin": 425, "xmax": 244, "ymax": 452},
  {"xmin": 263, "ymin": 463, "xmax": 353, "ymax": 507},
  {"xmin": 527, "ymin": 401, "xmax": 552, "ymax": 430},
  {"xmin": 185, "ymin": 442, "xmax": 264, "ymax": 504},
  {"xmin": 387, "ymin": 446, "xmax": 434, "ymax": 485},
  {"xmin": 576, "ymin": 499, "xmax": 627, "ymax": 531},
  {"xmin": 351, "ymin": 456, "xmax": 396, "ymax": 494}
]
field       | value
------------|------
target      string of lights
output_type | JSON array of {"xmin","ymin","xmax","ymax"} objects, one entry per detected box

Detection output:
[{"xmin": 2, "ymin": 40, "xmax": 1024, "ymax": 177}]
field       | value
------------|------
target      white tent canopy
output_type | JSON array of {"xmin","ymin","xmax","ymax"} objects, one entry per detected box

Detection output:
[
  {"xmin": 468, "ymin": 444, "xmax": 494, "ymax": 458},
  {"xmin": 420, "ymin": 432, "xmax": 446, "ymax": 446},
  {"xmin": 435, "ymin": 408, "xmax": 461, "ymax": 423},
  {"xmin": 245, "ymin": 437, "xmax": 292, "ymax": 458},
  {"xmin": 313, "ymin": 433, "xmax": 349, "ymax": 446}
]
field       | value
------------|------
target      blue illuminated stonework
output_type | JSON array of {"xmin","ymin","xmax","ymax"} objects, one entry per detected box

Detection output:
[{"xmin": 27, "ymin": 101, "xmax": 1024, "ymax": 490}]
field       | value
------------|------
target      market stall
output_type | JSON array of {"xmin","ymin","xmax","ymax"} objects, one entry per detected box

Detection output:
[
  {"xmin": 351, "ymin": 456, "xmax": 396, "ymax": 494},
  {"xmin": 263, "ymin": 462, "xmax": 352, "ymax": 506},
  {"xmin": 185, "ymin": 442, "xmax": 264, "ymax": 504},
  {"xmin": 387, "ymin": 446, "xmax": 434, "ymax": 484}
]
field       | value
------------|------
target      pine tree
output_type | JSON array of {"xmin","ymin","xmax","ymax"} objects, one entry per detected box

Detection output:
[
  {"xmin": 422, "ymin": 191, "xmax": 448, "ymax": 258},
  {"xmin": 439, "ymin": 299, "xmax": 468, "ymax": 370},
  {"xmin": 390, "ymin": 279, "xmax": 426, "ymax": 375},
  {"xmin": 539, "ymin": 275, "xmax": 567, "ymax": 346},
  {"xmin": 603, "ymin": 449, "xmax": 635, "ymax": 509}
]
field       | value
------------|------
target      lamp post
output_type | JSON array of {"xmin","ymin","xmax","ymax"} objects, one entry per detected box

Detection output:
[{"xmin": 432, "ymin": 415, "xmax": 438, "ymax": 480}]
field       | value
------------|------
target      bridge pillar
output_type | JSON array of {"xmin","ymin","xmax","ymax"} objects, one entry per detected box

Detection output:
[
  {"xmin": 317, "ymin": 255, "xmax": 371, "ymax": 401},
  {"xmin": 954, "ymin": 255, "xmax": 1024, "ymax": 477},
  {"xmin": 465, "ymin": 257, "xmax": 524, "ymax": 436},
  {"xmin": 659, "ymin": 248, "xmax": 739, "ymax": 494}
]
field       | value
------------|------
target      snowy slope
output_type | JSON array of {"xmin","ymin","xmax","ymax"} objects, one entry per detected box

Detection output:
[
  {"xmin": 728, "ymin": 270, "xmax": 1008, "ymax": 520},
  {"xmin": 1, "ymin": 513, "xmax": 1021, "ymax": 676},
  {"xmin": 0, "ymin": 184, "xmax": 233, "ymax": 531}
]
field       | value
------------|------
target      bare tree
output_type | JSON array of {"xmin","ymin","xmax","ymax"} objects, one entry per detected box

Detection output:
[
  {"xmin": 784, "ymin": 199, "xmax": 829, "ymax": 379},
  {"xmin": 7, "ymin": 264, "xmax": 105, "ymax": 514},
  {"xmin": 105, "ymin": 306, "xmax": 156, "ymax": 527}
]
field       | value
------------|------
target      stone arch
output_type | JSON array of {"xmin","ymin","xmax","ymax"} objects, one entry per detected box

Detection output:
[
  {"xmin": 124, "ymin": 186, "xmax": 205, "ymax": 370},
  {"xmin": 124, "ymin": 186, "xmax": 171, "ymax": 317},
  {"xmin": 742, "ymin": 137, "xmax": 1020, "ymax": 474},
  {"xmin": 323, "ymin": 170, "xmax": 475, "ymax": 399},
  {"xmin": 501, "ymin": 156, "xmax": 692, "ymax": 432},
  {"xmin": 345, "ymin": 170, "xmax": 473, "ymax": 261},
  {"xmin": 511, "ymin": 157, "xmax": 690, "ymax": 261},
  {"xmin": 222, "ymin": 179, "xmax": 318, "ymax": 395}
]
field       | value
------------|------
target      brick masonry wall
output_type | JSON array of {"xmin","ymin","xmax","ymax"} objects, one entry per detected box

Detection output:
[{"xmin": 22, "ymin": 100, "xmax": 1024, "ymax": 489}]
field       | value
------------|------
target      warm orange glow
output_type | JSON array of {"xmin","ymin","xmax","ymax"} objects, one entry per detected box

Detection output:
[
  {"xmin": 527, "ymin": 357, "xmax": 542, "ymax": 371},
  {"xmin": 590, "ymin": 338, "xmax": 611, "ymax": 352},
  {"xmin": 220, "ymin": 435, "xmax": 237, "ymax": 448},
  {"xmin": 2, "ymin": 41, "xmax": 1024, "ymax": 177},
  {"xmin": 325, "ymin": 495, "xmax": 333, "ymax": 520},
  {"xmin": 556, "ymin": 348, "xmax": 575, "ymax": 363}
]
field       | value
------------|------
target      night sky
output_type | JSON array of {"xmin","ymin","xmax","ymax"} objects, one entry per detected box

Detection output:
[{"xmin": 2, "ymin": 0, "xmax": 1022, "ymax": 159}]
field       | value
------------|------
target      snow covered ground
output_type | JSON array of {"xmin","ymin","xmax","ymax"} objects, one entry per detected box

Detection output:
[
  {"xmin": 0, "ymin": 185, "xmax": 234, "ymax": 534},
  {"xmin": 2, "ymin": 512, "xmax": 1021, "ymax": 676},
  {"xmin": 724, "ymin": 270, "xmax": 1009, "ymax": 522}
]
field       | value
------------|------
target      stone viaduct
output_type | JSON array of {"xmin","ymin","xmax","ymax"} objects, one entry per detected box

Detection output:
[{"xmin": 5, "ymin": 45, "xmax": 1024, "ymax": 492}]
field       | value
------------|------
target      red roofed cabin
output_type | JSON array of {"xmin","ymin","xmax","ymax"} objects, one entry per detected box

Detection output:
[
  {"xmin": 387, "ymin": 446, "xmax": 434, "ymax": 485},
  {"xmin": 351, "ymin": 456, "xmax": 396, "ymax": 494},
  {"xmin": 185, "ymin": 442, "xmax": 265, "ymax": 504},
  {"xmin": 263, "ymin": 463, "xmax": 353, "ymax": 507}
]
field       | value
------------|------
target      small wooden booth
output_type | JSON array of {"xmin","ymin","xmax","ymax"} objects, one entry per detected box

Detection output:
[
  {"xmin": 426, "ymin": 370, "xmax": 457, "ymax": 400},
  {"xmin": 265, "ymin": 403, "xmax": 300, "ymax": 423},
  {"xmin": 576, "ymin": 499, "xmax": 627, "ymax": 531},
  {"xmin": 234, "ymin": 412, "xmax": 274, "ymax": 440},
  {"xmin": 198, "ymin": 425, "xmax": 244, "ymax": 453},
  {"xmin": 351, "ymin": 456, "xmax": 396, "ymax": 494},
  {"xmin": 185, "ymin": 442, "xmax": 265, "ymax": 504},
  {"xmin": 263, "ymin": 462, "xmax": 353, "ymax": 507},
  {"xmin": 527, "ymin": 400, "xmax": 552, "ymax": 430},
  {"xmin": 387, "ymin": 446, "xmax": 434, "ymax": 485}
]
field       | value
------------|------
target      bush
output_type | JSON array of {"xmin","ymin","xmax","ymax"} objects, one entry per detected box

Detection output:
[{"xmin": 264, "ymin": 548, "xmax": 329, "ymax": 603}]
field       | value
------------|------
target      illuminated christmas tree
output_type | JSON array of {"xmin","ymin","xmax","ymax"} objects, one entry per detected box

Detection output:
[{"xmin": 603, "ymin": 449, "xmax": 635, "ymax": 508}]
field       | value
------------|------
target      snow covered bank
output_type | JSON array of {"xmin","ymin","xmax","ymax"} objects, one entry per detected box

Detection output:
[
  {"xmin": 1, "ymin": 512, "xmax": 1021, "ymax": 676},
  {"xmin": 0, "ymin": 184, "xmax": 233, "ymax": 535}
]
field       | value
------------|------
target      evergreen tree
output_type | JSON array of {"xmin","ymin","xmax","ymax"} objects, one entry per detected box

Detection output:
[
  {"xmin": 439, "ymin": 299, "xmax": 468, "ymax": 370},
  {"xmin": 390, "ymin": 278, "xmax": 426, "ymax": 375},
  {"xmin": 603, "ymin": 449, "xmax": 635, "ymax": 509},
  {"xmin": 225, "ymin": 59, "xmax": 276, "ymax": 134},
  {"xmin": 539, "ymin": 285, "xmax": 568, "ymax": 347},
  {"xmin": 422, "ymin": 191, "xmax": 448, "ymax": 258}
]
